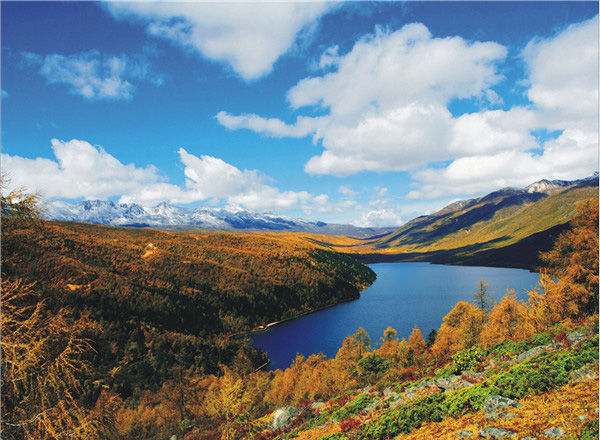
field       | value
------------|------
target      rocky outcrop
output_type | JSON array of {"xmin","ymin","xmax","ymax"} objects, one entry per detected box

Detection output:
[
  {"xmin": 483, "ymin": 395, "xmax": 522, "ymax": 414},
  {"xmin": 478, "ymin": 427, "xmax": 517, "ymax": 438},
  {"xmin": 271, "ymin": 406, "xmax": 304, "ymax": 430}
]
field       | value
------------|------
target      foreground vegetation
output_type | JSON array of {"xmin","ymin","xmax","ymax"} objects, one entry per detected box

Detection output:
[{"xmin": 1, "ymin": 181, "xmax": 597, "ymax": 439}]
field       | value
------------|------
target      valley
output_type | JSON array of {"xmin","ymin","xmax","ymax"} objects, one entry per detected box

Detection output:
[{"xmin": 2, "ymin": 176, "xmax": 598, "ymax": 440}]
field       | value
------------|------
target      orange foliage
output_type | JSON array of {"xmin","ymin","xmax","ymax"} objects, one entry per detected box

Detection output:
[
  {"xmin": 430, "ymin": 301, "xmax": 485, "ymax": 361},
  {"xmin": 480, "ymin": 290, "xmax": 534, "ymax": 348}
]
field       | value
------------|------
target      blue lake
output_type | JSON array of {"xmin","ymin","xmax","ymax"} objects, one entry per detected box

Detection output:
[{"xmin": 249, "ymin": 262, "xmax": 541, "ymax": 371}]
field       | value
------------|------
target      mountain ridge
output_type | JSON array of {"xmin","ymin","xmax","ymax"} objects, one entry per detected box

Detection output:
[{"xmin": 43, "ymin": 199, "xmax": 391, "ymax": 237}]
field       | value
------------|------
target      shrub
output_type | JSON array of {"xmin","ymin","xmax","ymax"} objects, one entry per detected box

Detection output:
[
  {"xmin": 357, "ymin": 394, "xmax": 444, "ymax": 439},
  {"xmin": 339, "ymin": 417, "xmax": 361, "ymax": 432},
  {"xmin": 530, "ymin": 332, "xmax": 553, "ymax": 346},
  {"xmin": 452, "ymin": 346, "xmax": 484, "ymax": 373},
  {"xmin": 441, "ymin": 384, "xmax": 499, "ymax": 418}
]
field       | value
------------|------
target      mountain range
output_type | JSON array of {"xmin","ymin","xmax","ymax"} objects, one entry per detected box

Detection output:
[
  {"xmin": 43, "ymin": 199, "xmax": 389, "ymax": 237},
  {"xmin": 340, "ymin": 172, "xmax": 599, "ymax": 269}
]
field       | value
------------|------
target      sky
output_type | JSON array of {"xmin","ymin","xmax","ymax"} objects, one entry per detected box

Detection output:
[{"xmin": 1, "ymin": 1, "xmax": 598, "ymax": 227}]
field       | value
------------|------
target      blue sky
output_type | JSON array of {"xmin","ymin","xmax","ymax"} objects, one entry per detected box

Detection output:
[{"xmin": 2, "ymin": 1, "xmax": 598, "ymax": 227}]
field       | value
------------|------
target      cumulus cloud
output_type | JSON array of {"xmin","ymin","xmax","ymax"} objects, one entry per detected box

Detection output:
[
  {"xmin": 2, "ymin": 139, "xmax": 329, "ymax": 214},
  {"xmin": 523, "ymin": 16, "xmax": 598, "ymax": 130},
  {"xmin": 219, "ymin": 18, "xmax": 598, "ymax": 200},
  {"xmin": 1, "ymin": 139, "xmax": 162, "ymax": 199},
  {"xmin": 352, "ymin": 209, "xmax": 404, "ymax": 228},
  {"xmin": 105, "ymin": 2, "xmax": 336, "ymax": 81},
  {"xmin": 22, "ymin": 50, "xmax": 164, "ymax": 100},
  {"xmin": 408, "ymin": 16, "xmax": 599, "ymax": 200},
  {"xmin": 218, "ymin": 22, "xmax": 511, "ymax": 175}
]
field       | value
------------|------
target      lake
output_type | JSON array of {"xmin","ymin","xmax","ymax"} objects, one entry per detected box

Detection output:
[{"xmin": 248, "ymin": 262, "xmax": 541, "ymax": 371}]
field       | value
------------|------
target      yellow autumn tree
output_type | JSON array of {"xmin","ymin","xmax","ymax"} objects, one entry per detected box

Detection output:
[
  {"xmin": 430, "ymin": 301, "xmax": 485, "ymax": 362},
  {"xmin": 408, "ymin": 325, "xmax": 427, "ymax": 366},
  {"xmin": 1, "ymin": 182, "xmax": 119, "ymax": 439},
  {"xmin": 539, "ymin": 199, "xmax": 599, "ymax": 320},
  {"xmin": 206, "ymin": 367, "xmax": 254, "ymax": 440},
  {"xmin": 480, "ymin": 290, "xmax": 534, "ymax": 348},
  {"xmin": 1, "ymin": 278, "xmax": 118, "ymax": 440}
]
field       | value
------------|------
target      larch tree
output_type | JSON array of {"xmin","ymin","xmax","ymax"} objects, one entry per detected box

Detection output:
[
  {"xmin": 472, "ymin": 279, "xmax": 495, "ymax": 313},
  {"xmin": 1, "ymin": 181, "xmax": 118, "ymax": 439},
  {"xmin": 539, "ymin": 198, "xmax": 599, "ymax": 319}
]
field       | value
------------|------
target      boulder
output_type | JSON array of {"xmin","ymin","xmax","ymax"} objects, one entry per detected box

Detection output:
[
  {"xmin": 483, "ymin": 395, "xmax": 522, "ymax": 414},
  {"xmin": 478, "ymin": 427, "xmax": 516, "ymax": 438},
  {"xmin": 437, "ymin": 375, "xmax": 473, "ymax": 392},
  {"xmin": 515, "ymin": 344, "xmax": 555, "ymax": 362},
  {"xmin": 569, "ymin": 365, "xmax": 598, "ymax": 382},
  {"xmin": 271, "ymin": 406, "xmax": 304, "ymax": 430},
  {"xmin": 543, "ymin": 427, "xmax": 564, "ymax": 438},
  {"xmin": 455, "ymin": 429, "xmax": 475, "ymax": 438}
]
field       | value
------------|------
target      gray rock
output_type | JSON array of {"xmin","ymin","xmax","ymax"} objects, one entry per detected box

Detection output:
[
  {"xmin": 271, "ymin": 406, "xmax": 304, "ymax": 430},
  {"xmin": 578, "ymin": 415, "xmax": 588, "ymax": 421},
  {"xmin": 455, "ymin": 429, "xmax": 475, "ymax": 438},
  {"xmin": 310, "ymin": 402, "xmax": 324, "ymax": 410},
  {"xmin": 567, "ymin": 330, "xmax": 590, "ymax": 345},
  {"xmin": 569, "ymin": 365, "xmax": 598, "ymax": 382},
  {"xmin": 483, "ymin": 395, "xmax": 522, "ymax": 414},
  {"xmin": 515, "ymin": 344, "xmax": 555, "ymax": 362},
  {"xmin": 479, "ymin": 427, "xmax": 516, "ymax": 438},
  {"xmin": 383, "ymin": 387, "xmax": 392, "ymax": 396},
  {"xmin": 486, "ymin": 411, "xmax": 518, "ymax": 420},
  {"xmin": 543, "ymin": 427, "xmax": 564, "ymax": 438},
  {"xmin": 437, "ymin": 375, "xmax": 473, "ymax": 392}
]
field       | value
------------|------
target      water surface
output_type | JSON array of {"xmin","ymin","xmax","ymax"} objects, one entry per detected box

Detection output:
[{"xmin": 249, "ymin": 262, "xmax": 540, "ymax": 370}]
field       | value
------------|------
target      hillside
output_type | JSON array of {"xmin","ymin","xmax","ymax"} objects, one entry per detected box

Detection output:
[
  {"xmin": 240, "ymin": 328, "xmax": 599, "ymax": 440},
  {"xmin": 311, "ymin": 175, "xmax": 599, "ymax": 270},
  {"xmin": 1, "ymin": 219, "xmax": 376, "ymax": 398}
]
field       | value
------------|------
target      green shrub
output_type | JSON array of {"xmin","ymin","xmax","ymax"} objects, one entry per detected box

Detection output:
[
  {"xmin": 452, "ymin": 346, "xmax": 484, "ymax": 374},
  {"xmin": 580, "ymin": 417, "xmax": 599, "ymax": 440},
  {"xmin": 357, "ymin": 394, "xmax": 444, "ymax": 439},
  {"xmin": 358, "ymin": 353, "xmax": 390, "ymax": 377},
  {"xmin": 489, "ymin": 348, "xmax": 597, "ymax": 399},
  {"xmin": 485, "ymin": 339, "xmax": 531, "ymax": 358},
  {"xmin": 441, "ymin": 384, "xmax": 500, "ymax": 418},
  {"xmin": 530, "ymin": 332, "xmax": 553, "ymax": 346}
]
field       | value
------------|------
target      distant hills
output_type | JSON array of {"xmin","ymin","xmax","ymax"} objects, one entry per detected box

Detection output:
[
  {"xmin": 43, "ymin": 199, "xmax": 389, "ymax": 237},
  {"xmin": 350, "ymin": 173, "xmax": 599, "ymax": 269}
]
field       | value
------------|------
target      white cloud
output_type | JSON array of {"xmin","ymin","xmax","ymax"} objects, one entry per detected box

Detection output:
[
  {"xmin": 408, "ymin": 16, "xmax": 599, "ymax": 200},
  {"xmin": 218, "ymin": 22, "xmax": 510, "ymax": 176},
  {"xmin": 2, "ymin": 139, "xmax": 331, "ymax": 215},
  {"xmin": 352, "ymin": 209, "xmax": 404, "ymax": 228},
  {"xmin": 407, "ymin": 128, "xmax": 598, "ymax": 200},
  {"xmin": 2, "ymin": 139, "xmax": 162, "ymax": 199},
  {"xmin": 22, "ymin": 50, "xmax": 164, "ymax": 100},
  {"xmin": 219, "ymin": 18, "xmax": 597, "ymax": 202},
  {"xmin": 106, "ymin": 2, "xmax": 336, "ymax": 81},
  {"xmin": 523, "ymin": 16, "xmax": 598, "ymax": 131}
]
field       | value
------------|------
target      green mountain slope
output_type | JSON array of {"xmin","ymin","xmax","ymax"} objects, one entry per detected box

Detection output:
[{"xmin": 359, "ymin": 178, "xmax": 598, "ymax": 269}]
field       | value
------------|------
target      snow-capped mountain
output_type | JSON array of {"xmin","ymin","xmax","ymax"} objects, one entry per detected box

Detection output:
[
  {"xmin": 524, "ymin": 173, "xmax": 599, "ymax": 194},
  {"xmin": 43, "ymin": 199, "xmax": 385, "ymax": 236}
]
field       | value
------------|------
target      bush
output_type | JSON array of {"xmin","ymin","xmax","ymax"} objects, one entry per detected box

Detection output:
[
  {"xmin": 452, "ymin": 346, "xmax": 483, "ymax": 374},
  {"xmin": 441, "ymin": 384, "xmax": 499, "ymax": 417},
  {"xmin": 530, "ymin": 332, "xmax": 553, "ymax": 346},
  {"xmin": 357, "ymin": 394, "xmax": 445, "ymax": 439}
]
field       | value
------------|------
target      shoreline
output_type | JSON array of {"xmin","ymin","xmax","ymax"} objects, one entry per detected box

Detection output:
[{"xmin": 229, "ymin": 294, "xmax": 362, "ymax": 339}]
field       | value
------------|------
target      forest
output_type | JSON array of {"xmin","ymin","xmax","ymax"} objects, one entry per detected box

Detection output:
[{"xmin": 1, "ymin": 184, "xmax": 598, "ymax": 440}]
